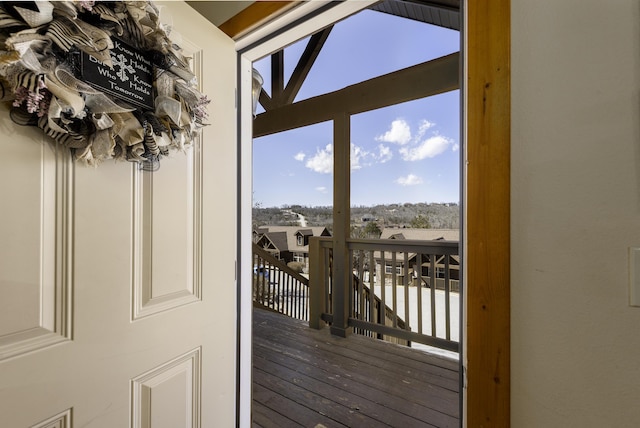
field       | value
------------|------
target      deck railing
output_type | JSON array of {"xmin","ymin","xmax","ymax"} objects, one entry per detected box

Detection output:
[
  {"xmin": 252, "ymin": 243, "xmax": 309, "ymax": 320},
  {"xmin": 350, "ymin": 272, "xmax": 409, "ymax": 346},
  {"xmin": 309, "ymin": 236, "xmax": 460, "ymax": 353}
]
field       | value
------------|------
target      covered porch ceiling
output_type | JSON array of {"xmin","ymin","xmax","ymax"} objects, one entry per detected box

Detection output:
[
  {"xmin": 370, "ymin": 0, "xmax": 460, "ymax": 30},
  {"xmin": 249, "ymin": 0, "xmax": 461, "ymax": 138},
  {"xmin": 189, "ymin": 0, "xmax": 460, "ymax": 39}
]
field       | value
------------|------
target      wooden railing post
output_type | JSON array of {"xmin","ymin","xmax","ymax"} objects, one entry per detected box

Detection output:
[
  {"xmin": 308, "ymin": 237, "xmax": 325, "ymax": 329},
  {"xmin": 331, "ymin": 113, "xmax": 351, "ymax": 338}
]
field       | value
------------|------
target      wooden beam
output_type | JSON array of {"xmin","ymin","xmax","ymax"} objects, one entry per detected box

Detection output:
[
  {"xmin": 271, "ymin": 51, "xmax": 284, "ymax": 105},
  {"xmin": 254, "ymin": 52, "xmax": 459, "ymax": 138},
  {"xmin": 467, "ymin": 0, "xmax": 511, "ymax": 426},
  {"xmin": 218, "ymin": 1, "xmax": 299, "ymax": 39},
  {"xmin": 331, "ymin": 112, "xmax": 351, "ymax": 338},
  {"xmin": 282, "ymin": 26, "xmax": 333, "ymax": 105},
  {"xmin": 258, "ymin": 89, "xmax": 274, "ymax": 112}
]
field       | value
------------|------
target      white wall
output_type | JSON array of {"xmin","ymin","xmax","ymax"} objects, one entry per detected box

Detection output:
[{"xmin": 511, "ymin": 1, "xmax": 640, "ymax": 425}]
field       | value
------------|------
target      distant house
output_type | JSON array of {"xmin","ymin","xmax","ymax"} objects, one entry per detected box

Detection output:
[
  {"xmin": 253, "ymin": 226, "xmax": 331, "ymax": 271},
  {"xmin": 375, "ymin": 228, "xmax": 460, "ymax": 289},
  {"xmin": 380, "ymin": 228, "xmax": 459, "ymax": 241}
]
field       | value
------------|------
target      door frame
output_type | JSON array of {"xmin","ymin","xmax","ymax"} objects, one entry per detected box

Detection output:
[
  {"xmin": 465, "ymin": 1, "xmax": 511, "ymax": 425},
  {"xmin": 234, "ymin": 0, "xmax": 511, "ymax": 426}
]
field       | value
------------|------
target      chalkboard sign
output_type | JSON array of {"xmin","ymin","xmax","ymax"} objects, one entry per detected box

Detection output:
[{"xmin": 80, "ymin": 38, "xmax": 154, "ymax": 110}]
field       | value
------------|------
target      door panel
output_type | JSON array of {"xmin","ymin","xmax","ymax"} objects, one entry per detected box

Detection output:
[
  {"xmin": 132, "ymin": 61, "xmax": 203, "ymax": 321},
  {"xmin": 0, "ymin": 123, "xmax": 72, "ymax": 362},
  {"xmin": 0, "ymin": 2, "xmax": 237, "ymax": 426}
]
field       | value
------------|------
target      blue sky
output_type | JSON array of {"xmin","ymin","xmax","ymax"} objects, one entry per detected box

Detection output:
[{"xmin": 252, "ymin": 10, "xmax": 460, "ymax": 208}]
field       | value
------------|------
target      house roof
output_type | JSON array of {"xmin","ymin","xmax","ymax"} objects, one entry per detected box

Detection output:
[
  {"xmin": 296, "ymin": 229, "xmax": 314, "ymax": 237},
  {"xmin": 370, "ymin": 228, "xmax": 460, "ymax": 266},
  {"xmin": 269, "ymin": 231, "xmax": 290, "ymax": 250},
  {"xmin": 256, "ymin": 231, "xmax": 289, "ymax": 252},
  {"xmin": 380, "ymin": 228, "xmax": 459, "ymax": 242},
  {"xmin": 255, "ymin": 226, "xmax": 331, "ymax": 252}
]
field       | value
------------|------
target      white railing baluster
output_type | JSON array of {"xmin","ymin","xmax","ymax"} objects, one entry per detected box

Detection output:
[
  {"xmin": 445, "ymin": 255, "xmax": 451, "ymax": 340},
  {"xmin": 417, "ymin": 253, "xmax": 423, "ymax": 335},
  {"xmin": 404, "ymin": 252, "xmax": 410, "ymax": 333},
  {"xmin": 430, "ymin": 253, "xmax": 436, "ymax": 337},
  {"xmin": 392, "ymin": 252, "xmax": 398, "ymax": 329}
]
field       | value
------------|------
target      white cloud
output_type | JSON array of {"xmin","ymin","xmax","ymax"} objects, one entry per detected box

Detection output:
[
  {"xmin": 376, "ymin": 144, "xmax": 392, "ymax": 163},
  {"xmin": 400, "ymin": 135, "xmax": 453, "ymax": 161},
  {"xmin": 375, "ymin": 118, "xmax": 456, "ymax": 162},
  {"xmin": 303, "ymin": 120, "xmax": 455, "ymax": 172},
  {"xmin": 315, "ymin": 186, "xmax": 328, "ymax": 194},
  {"xmin": 416, "ymin": 120, "xmax": 435, "ymax": 139},
  {"xmin": 351, "ymin": 144, "xmax": 369, "ymax": 170},
  {"xmin": 375, "ymin": 119, "xmax": 412, "ymax": 145},
  {"xmin": 305, "ymin": 144, "xmax": 333, "ymax": 174},
  {"xmin": 396, "ymin": 174, "xmax": 423, "ymax": 186},
  {"xmin": 304, "ymin": 143, "xmax": 372, "ymax": 173}
]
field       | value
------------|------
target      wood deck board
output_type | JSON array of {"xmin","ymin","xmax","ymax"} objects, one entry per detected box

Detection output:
[
  {"xmin": 252, "ymin": 401, "xmax": 304, "ymax": 428},
  {"xmin": 254, "ymin": 332, "xmax": 458, "ymax": 416},
  {"xmin": 253, "ymin": 381, "xmax": 347, "ymax": 427},
  {"xmin": 256, "ymin": 307, "xmax": 459, "ymax": 387},
  {"xmin": 254, "ymin": 343, "xmax": 457, "ymax": 425},
  {"xmin": 252, "ymin": 308, "xmax": 460, "ymax": 427},
  {"xmin": 255, "ymin": 367, "xmax": 387, "ymax": 427},
  {"xmin": 272, "ymin": 303, "xmax": 457, "ymax": 371}
]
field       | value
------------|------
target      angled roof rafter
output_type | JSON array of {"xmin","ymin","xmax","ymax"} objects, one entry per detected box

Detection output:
[
  {"xmin": 281, "ymin": 26, "xmax": 333, "ymax": 105},
  {"xmin": 260, "ymin": 26, "xmax": 333, "ymax": 112},
  {"xmin": 254, "ymin": 0, "xmax": 462, "ymax": 121},
  {"xmin": 259, "ymin": 89, "xmax": 275, "ymax": 111}
]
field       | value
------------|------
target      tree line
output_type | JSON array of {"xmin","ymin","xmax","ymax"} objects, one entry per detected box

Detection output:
[{"xmin": 253, "ymin": 202, "xmax": 460, "ymax": 233}]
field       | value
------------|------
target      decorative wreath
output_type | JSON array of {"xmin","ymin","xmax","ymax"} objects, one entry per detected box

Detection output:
[{"xmin": 0, "ymin": 0, "xmax": 210, "ymax": 169}]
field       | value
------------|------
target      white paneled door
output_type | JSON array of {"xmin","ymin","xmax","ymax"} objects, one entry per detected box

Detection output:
[{"xmin": 0, "ymin": 2, "xmax": 237, "ymax": 426}]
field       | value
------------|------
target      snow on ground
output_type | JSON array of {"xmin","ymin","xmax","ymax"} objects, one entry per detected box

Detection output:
[
  {"xmin": 265, "ymin": 265, "xmax": 460, "ymax": 360},
  {"xmin": 373, "ymin": 284, "xmax": 460, "ymax": 360}
]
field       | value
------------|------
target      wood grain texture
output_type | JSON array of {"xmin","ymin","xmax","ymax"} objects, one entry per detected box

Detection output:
[
  {"xmin": 331, "ymin": 113, "xmax": 351, "ymax": 337},
  {"xmin": 466, "ymin": 0, "xmax": 511, "ymax": 426},
  {"xmin": 253, "ymin": 308, "xmax": 459, "ymax": 427},
  {"xmin": 218, "ymin": 1, "xmax": 298, "ymax": 39}
]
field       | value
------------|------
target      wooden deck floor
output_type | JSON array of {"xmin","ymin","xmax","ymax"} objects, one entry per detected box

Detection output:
[{"xmin": 252, "ymin": 308, "xmax": 460, "ymax": 428}]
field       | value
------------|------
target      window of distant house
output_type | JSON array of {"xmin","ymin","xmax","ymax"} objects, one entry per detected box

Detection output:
[
  {"xmin": 294, "ymin": 253, "xmax": 305, "ymax": 263},
  {"xmin": 385, "ymin": 263, "xmax": 401, "ymax": 275},
  {"xmin": 297, "ymin": 235, "xmax": 304, "ymax": 246}
]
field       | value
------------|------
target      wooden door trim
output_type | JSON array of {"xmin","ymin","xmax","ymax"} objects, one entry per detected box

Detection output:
[
  {"xmin": 466, "ymin": 0, "xmax": 511, "ymax": 425},
  {"xmin": 218, "ymin": 2, "xmax": 299, "ymax": 39}
]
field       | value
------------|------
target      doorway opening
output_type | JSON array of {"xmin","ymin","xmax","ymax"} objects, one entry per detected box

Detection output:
[{"xmin": 248, "ymin": 2, "xmax": 462, "ymax": 425}]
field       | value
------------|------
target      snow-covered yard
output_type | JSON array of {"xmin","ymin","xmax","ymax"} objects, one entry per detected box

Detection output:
[{"xmin": 373, "ymin": 284, "xmax": 460, "ymax": 360}]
